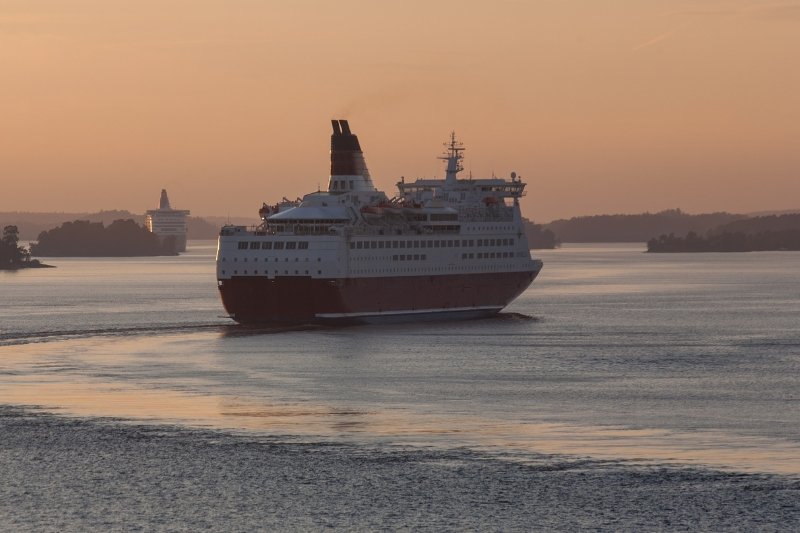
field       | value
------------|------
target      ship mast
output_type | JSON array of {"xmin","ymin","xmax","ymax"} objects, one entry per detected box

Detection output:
[{"xmin": 439, "ymin": 131, "xmax": 464, "ymax": 185}]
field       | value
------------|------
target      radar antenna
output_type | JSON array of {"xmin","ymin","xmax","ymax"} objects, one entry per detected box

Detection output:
[{"xmin": 439, "ymin": 131, "xmax": 464, "ymax": 184}]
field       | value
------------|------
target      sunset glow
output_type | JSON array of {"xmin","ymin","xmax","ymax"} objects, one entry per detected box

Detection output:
[{"xmin": 2, "ymin": 0, "xmax": 799, "ymax": 221}]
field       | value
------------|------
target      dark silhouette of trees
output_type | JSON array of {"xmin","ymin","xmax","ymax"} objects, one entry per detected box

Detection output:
[
  {"xmin": 546, "ymin": 209, "xmax": 746, "ymax": 243},
  {"xmin": 0, "ymin": 211, "xmax": 237, "ymax": 240},
  {"xmin": 717, "ymin": 214, "xmax": 800, "ymax": 234},
  {"xmin": 1, "ymin": 225, "xmax": 23, "ymax": 267},
  {"xmin": 647, "ymin": 214, "xmax": 800, "ymax": 252},
  {"xmin": 523, "ymin": 219, "xmax": 559, "ymax": 249},
  {"xmin": 0, "ymin": 225, "xmax": 44, "ymax": 269},
  {"xmin": 648, "ymin": 227, "xmax": 800, "ymax": 253},
  {"xmin": 30, "ymin": 219, "xmax": 177, "ymax": 257}
]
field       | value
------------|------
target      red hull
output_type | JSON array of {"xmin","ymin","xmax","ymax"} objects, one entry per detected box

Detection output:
[{"xmin": 218, "ymin": 269, "xmax": 540, "ymax": 324}]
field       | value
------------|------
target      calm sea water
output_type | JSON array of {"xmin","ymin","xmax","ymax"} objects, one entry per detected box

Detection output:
[
  {"xmin": 1, "ymin": 242, "xmax": 799, "ymax": 530},
  {"xmin": 2, "ymin": 242, "xmax": 799, "ymax": 472}
]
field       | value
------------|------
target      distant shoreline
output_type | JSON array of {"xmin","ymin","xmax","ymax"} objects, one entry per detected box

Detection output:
[
  {"xmin": 647, "ymin": 228, "xmax": 800, "ymax": 253},
  {"xmin": 0, "ymin": 261, "xmax": 55, "ymax": 271}
]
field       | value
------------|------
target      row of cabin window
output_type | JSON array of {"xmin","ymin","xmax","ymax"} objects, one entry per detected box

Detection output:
[
  {"xmin": 238, "ymin": 241, "xmax": 309, "ymax": 250},
  {"xmin": 428, "ymin": 214, "xmax": 459, "ymax": 221},
  {"xmin": 351, "ymin": 237, "xmax": 515, "ymax": 250},
  {"xmin": 391, "ymin": 254, "xmax": 427, "ymax": 261},
  {"xmin": 461, "ymin": 252, "xmax": 515, "ymax": 259},
  {"xmin": 222, "ymin": 269, "xmax": 322, "ymax": 276}
]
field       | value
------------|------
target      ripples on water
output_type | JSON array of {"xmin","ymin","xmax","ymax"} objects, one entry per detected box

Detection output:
[{"xmin": 1, "ymin": 242, "xmax": 799, "ymax": 528}]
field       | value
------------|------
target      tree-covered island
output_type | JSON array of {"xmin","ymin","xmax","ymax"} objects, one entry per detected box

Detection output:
[
  {"xmin": 523, "ymin": 219, "xmax": 559, "ymax": 249},
  {"xmin": 0, "ymin": 225, "xmax": 52, "ymax": 270},
  {"xmin": 647, "ymin": 215, "xmax": 800, "ymax": 252},
  {"xmin": 30, "ymin": 219, "xmax": 178, "ymax": 257}
]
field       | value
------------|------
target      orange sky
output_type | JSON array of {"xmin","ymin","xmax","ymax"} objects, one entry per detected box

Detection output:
[{"xmin": 2, "ymin": 0, "xmax": 799, "ymax": 222}]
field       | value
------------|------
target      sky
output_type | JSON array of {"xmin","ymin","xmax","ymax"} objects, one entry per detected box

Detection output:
[{"xmin": 2, "ymin": 0, "xmax": 799, "ymax": 222}]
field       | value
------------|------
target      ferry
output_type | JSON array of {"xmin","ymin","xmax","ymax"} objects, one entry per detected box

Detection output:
[
  {"xmin": 145, "ymin": 189, "xmax": 190, "ymax": 252},
  {"xmin": 216, "ymin": 120, "xmax": 543, "ymax": 324}
]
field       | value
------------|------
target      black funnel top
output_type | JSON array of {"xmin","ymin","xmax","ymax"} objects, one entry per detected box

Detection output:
[{"xmin": 330, "ymin": 119, "xmax": 363, "ymax": 175}]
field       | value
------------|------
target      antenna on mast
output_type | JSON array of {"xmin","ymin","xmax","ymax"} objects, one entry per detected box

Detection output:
[{"xmin": 439, "ymin": 131, "xmax": 464, "ymax": 184}]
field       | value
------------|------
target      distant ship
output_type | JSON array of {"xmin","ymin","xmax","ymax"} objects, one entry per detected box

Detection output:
[
  {"xmin": 145, "ymin": 189, "xmax": 190, "ymax": 252},
  {"xmin": 216, "ymin": 120, "xmax": 543, "ymax": 324}
]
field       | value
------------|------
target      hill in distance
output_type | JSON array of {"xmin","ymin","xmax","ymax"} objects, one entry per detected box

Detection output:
[
  {"xmin": 5, "ymin": 208, "xmax": 799, "ymax": 247},
  {"xmin": 647, "ymin": 214, "xmax": 800, "ymax": 252},
  {"xmin": 0, "ymin": 211, "xmax": 259, "ymax": 241},
  {"xmin": 544, "ymin": 209, "xmax": 751, "ymax": 243}
]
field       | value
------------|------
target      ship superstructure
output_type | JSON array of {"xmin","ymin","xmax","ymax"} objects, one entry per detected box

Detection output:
[
  {"xmin": 216, "ymin": 120, "xmax": 543, "ymax": 324},
  {"xmin": 145, "ymin": 189, "xmax": 190, "ymax": 252}
]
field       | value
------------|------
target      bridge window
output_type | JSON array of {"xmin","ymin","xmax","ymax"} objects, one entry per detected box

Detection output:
[{"xmin": 237, "ymin": 242, "xmax": 248, "ymax": 250}]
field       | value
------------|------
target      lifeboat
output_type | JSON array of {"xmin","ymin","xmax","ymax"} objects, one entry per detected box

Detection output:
[
  {"xmin": 258, "ymin": 203, "xmax": 275, "ymax": 221},
  {"xmin": 360, "ymin": 205, "xmax": 385, "ymax": 219}
]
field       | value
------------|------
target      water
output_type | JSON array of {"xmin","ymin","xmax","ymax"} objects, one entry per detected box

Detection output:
[{"xmin": 2, "ymin": 242, "xmax": 799, "ymax": 530}]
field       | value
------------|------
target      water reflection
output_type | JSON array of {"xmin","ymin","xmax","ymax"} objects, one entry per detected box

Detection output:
[{"xmin": 2, "ymin": 244, "xmax": 799, "ymax": 479}]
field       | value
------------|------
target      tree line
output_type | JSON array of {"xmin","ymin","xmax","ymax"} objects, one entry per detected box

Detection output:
[
  {"xmin": 545, "ymin": 209, "xmax": 745, "ymax": 243},
  {"xmin": 0, "ymin": 225, "xmax": 46, "ymax": 269},
  {"xmin": 647, "ymin": 214, "xmax": 800, "ymax": 252},
  {"xmin": 30, "ymin": 219, "xmax": 178, "ymax": 257},
  {"xmin": 523, "ymin": 219, "xmax": 559, "ymax": 249},
  {"xmin": 1, "ymin": 210, "xmax": 251, "ymax": 241}
]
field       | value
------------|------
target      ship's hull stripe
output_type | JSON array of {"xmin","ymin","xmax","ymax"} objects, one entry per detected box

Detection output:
[{"xmin": 315, "ymin": 305, "xmax": 503, "ymax": 319}]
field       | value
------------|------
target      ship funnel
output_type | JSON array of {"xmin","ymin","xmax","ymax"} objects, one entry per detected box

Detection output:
[
  {"xmin": 159, "ymin": 189, "xmax": 171, "ymax": 210},
  {"xmin": 328, "ymin": 119, "xmax": 375, "ymax": 193}
]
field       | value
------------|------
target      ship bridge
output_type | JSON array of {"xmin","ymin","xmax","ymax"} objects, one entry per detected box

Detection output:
[{"xmin": 396, "ymin": 133, "xmax": 526, "ymax": 207}]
